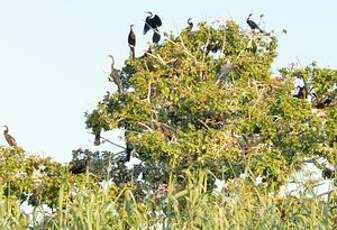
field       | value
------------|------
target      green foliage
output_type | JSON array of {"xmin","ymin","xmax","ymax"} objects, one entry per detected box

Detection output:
[
  {"xmin": 70, "ymin": 148, "xmax": 142, "ymax": 186},
  {"xmin": 1, "ymin": 18, "xmax": 336, "ymax": 228},
  {"xmin": 0, "ymin": 147, "xmax": 98, "ymax": 209},
  {"xmin": 86, "ymin": 20, "xmax": 337, "ymax": 190},
  {"xmin": 0, "ymin": 170, "xmax": 336, "ymax": 229}
]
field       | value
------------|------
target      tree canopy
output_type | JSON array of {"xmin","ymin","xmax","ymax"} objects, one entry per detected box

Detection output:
[
  {"xmin": 85, "ymin": 20, "xmax": 337, "ymax": 191},
  {"xmin": 0, "ymin": 18, "xmax": 336, "ymax": 228}
]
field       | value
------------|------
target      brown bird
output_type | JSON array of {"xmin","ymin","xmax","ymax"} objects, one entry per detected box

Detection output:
[
  {"xmin": 2, "ymin": 125, "xmax": 17, "ymax": 147},
  {"xmin": 107, "ymin": 55, "xmax": 123, "ymax": 94}
]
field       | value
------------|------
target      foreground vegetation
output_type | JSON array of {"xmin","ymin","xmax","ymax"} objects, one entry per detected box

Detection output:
[
  {"xmin": 1, "ymin": 168, "xmax": 336, "ymax": 229},
  {"xmin": 1, "ymin": 17, "xmax": 337, "ymax": 228}
]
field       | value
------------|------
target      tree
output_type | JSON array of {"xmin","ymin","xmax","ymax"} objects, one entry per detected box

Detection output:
[
  {"xmin": 0, "ymin": 146, "xmax": 99, "ymax": 208},
  {"xmin": 85, "ymin": 20, "xmax": 337, "ymax": 191}
]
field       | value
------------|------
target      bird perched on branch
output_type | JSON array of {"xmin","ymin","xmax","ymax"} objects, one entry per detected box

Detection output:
[
  {"xmin": 128, "ymin": 24, "xmax": 136, "ymax": 59},
  {"xmin": 94, "ymin": 130, "xmax": 101, "ymax": 146},
  {"xmin": 2, "ymin": 125, "xmax": 17, "ymax": 147},
  {"xmin": 107, "ymin": 55, "xmax": 123, "ymax": 93},
  {"xmin": 246, "ymin": 13, "xmax": 264, "ymax": 33},
  {"xmin": 186, "ymin": 18, "xmax": 193, "ymax": 31},
  {"xmin": 143, "ymin": 11, "xmax": 162, "ymax": 44},
  {"xmin": 312, "ymin": 93, "xmax": 334, "ymax": 109},
  {"xmin": 125, "ymin": 142, "xmax": 133, "ymax": 162},
  {"xmin": 294, "ymin": 86, "xmax": 308, "ymax": 99}
]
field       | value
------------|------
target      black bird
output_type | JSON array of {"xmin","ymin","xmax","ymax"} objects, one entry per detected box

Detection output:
[
  {"xmin": 294, "ymin": 86, "xmax": 308, "ymax": 99},
  {"xmin": 128, "ymin": 24, "xmax": 136, "ymax": 59},
  {"xmin": 186, "ymin": 18, "xmax": 193, "ymax": 31},
  {"xmin": 312, "ymin": 93, "xmax": 333, "ymax": 109},
  {"xmin": 94, "ymin": 130, "xmax": 101, "ymax": 146},
  {"xmin": 69, "ymin": 160, "xmax": 87, "ymax": 175},
  {"xmin": 152, "ymin": 28, "xmax": 161, "ymax": 44},
  {"xmin": 246, "ymin": 13, "xmax": 263, "ymax": 33},
  {"xmin": 126, "ymin": 142, "xmax": 133, "ymax": 161},
  {"xmin": 144, "ymin": 11, "xmax": 162, "ymax": 43}
]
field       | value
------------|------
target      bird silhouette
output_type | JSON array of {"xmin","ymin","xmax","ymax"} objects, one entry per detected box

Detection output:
[
  {"xmin": 246, "ymin": 14, "xmax": 264, "ymax": 33},
  {"xmin": 294, "ymin": 86, "xmax": 308, "ymax": 99},
  {"xmin": 94, "ymin": 130, "xmax": 101, "ymax": 146},
  {"xmin": 128, "ymin": 24, "xmax": 136, "ymax": 59},
  {"xmin": 144, "ymin": 11, "xmax": 162, "ymax": 44},
  {"xmin": 2, "ymin": 125, "xmax": 17, "ymax": 147},
  {"xmin": 152, "ymin": 28, "xmax": 161, "ymax": 44},
  {"xmin": 186, "ymin": 18, "xmax": 193, "ymax": 31}
]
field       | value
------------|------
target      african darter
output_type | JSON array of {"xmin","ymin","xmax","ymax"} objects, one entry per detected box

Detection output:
[
  {"xmin": 2, "ymin": 125, "xmax": 17, "ymax": 147},
  {"xmin": 186, "ymin": 18, "xmax": 193, "ymax": 31},
  {"xmin": 246, "ymin": 13, "xmax": 264, "ymax": 33},
  {"xmin": 107, "ymin": 55, "xmax": 123, "ymax": 93},
  {"xmin": 128, "ymin": 24, "xmax": 136, "ymax": 59},
  {"xmin": 144, "ymin": 11, "xmax": 162, "ymax": 44}
]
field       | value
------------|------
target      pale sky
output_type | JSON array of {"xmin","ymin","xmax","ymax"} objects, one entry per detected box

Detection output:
[{"xmin": 1, "ymin": 1, "xmax": 336, "ymax": 163}]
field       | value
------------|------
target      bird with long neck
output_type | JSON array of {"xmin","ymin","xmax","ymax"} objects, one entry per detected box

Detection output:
[
  {"xmin": 2, "ymin": 125, "xmax": 17, "ymax": 147},
  {"xmin": 143, "ymin": 11, "xmax": 162, "ymax": 43},
  {"xmin": 186, "ymin": 18, "xmax": 193, "ymax": 31},
  {"xmin": 107, "ymin": 55, "xmax": 123, "ymax": 93},
  {"xmin": 294, "ymin": 86, "xmax": 308, "ymax": 99},
  {"xmin": 128, "ymin": 24, "xmax": 136, "ymax": 59},
  {"xmin": 246, "ymin": 13, "xmax": 264, "ymax": 33}
]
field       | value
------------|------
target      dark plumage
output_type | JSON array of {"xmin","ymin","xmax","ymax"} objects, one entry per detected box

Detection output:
[
  {"xmin": 128, "ymin": 24, "xmax": 136, "ymax": 59},
  {"xmin": 144, "ymin": 11, "xmax": 162, "ymax": 43},
  {"xmin": 246, "ymin": 13, "xmax": 263, "ymax": 33},
  {"xmin": 126, "ymin": 142, "xmax": 133, "ymax": 161},
  {"xmin": 143, "ymin": 12, "xmax": 162, "ymax": 34},
  {"xmin": 152, "ymin": 28, "xmax": 161, "ymax": 44},
  {"xmin": 186, "ymin": 18, "xmax": 193, "ymax": 31},
  {"xmin": 2, "ymin": 125, "xmax": 17, "ymax": 147},
  {"xmin": 94, "ymin": 130, "xmax": 101, "ymax": 146},
  {"xmin": 69, "ymin": 161, "xmax": 87, "ymax": 175},
  {"xmin": 312, "ymin": 93, "xmax": 334, "ymax": 109},
  {"xmin": 322, "ymin": 168, "xmax": 335, "ymax": 179},
  {"xmin": 294, "ymin": 86, "xmax": 308, "ymax": 99}
]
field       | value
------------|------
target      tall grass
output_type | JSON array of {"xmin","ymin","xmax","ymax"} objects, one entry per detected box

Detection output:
[{"xmin": 0, "ymin": 171, "xmax": 336, "ymax": 229}]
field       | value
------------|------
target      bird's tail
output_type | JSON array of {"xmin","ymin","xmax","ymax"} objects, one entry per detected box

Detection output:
[{"xmin": 258, "ymin": 27, "xmax": 264, "ymax": 33}]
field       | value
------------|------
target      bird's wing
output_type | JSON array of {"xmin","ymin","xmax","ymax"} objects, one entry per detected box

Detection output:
[
  {"xmin": 128, "ymin": 31, "xmax": 136, "ymax": 46},
  {"xmin": 6, "ymin": 134, "xmax": 17, "ymax": 146},
  {"xmin": 247, "ymin": 20, "xmax": 257, "ymax": 29},
  {"xmin": 143, "ymin": 18, "xmax": 151, "ymax": 34},
  {"xmin": 153, "ymin": 14, "xmax": 162, "ymax": 27}
]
